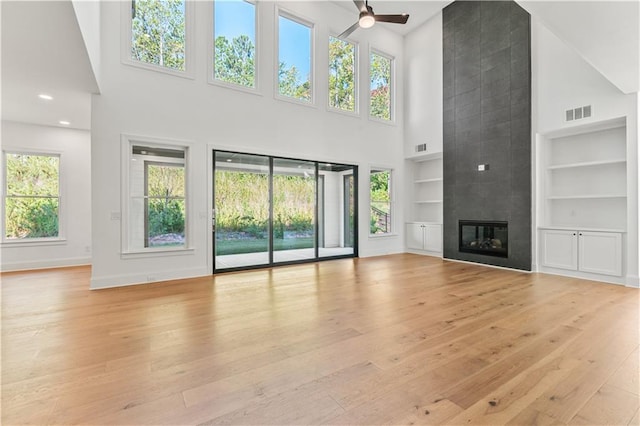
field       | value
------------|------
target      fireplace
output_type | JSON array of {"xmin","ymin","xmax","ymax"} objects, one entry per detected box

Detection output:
[{"xmin": 459, "ymin": 221, "xmax": 508, "ymax": 258}]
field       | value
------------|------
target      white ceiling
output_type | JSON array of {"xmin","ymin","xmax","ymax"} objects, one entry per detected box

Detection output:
[
  {"xmin": 1, "ymin": 0, "xmax": 638, "ymax": 132},
  {"xmin": 1, "ymin": 1, "xmax": 97, "ymax": 131},
  {"xmin": 332, "ymin": 0, "xmax": 451, "ymax": 36},
  {"xmin": 518, "ymin": 1, "xmax": 639, "ymax": 94}
]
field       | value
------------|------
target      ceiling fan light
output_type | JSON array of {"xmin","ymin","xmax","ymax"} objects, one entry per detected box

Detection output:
[{"xmin": 359, "ymin": 13, "xmax": 375, "ymax": 28}]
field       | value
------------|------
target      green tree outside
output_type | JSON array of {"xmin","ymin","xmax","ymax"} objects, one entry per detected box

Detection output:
[
  {"xmin": 5, "ymin": 154, "xmax": 59, "ymax": 239},
  {"xmin": 329, "ymin": 37, "xmax": 356, "ymax": 111},
  {"xmin": 214, "ymin": 35, "xmax": 255, "ymax": 87},
  {"xmin": 131, "ymin": 0, "xmax": 186, "ymax": 71},
  {"xmin": 370, "ymin": 52, "xmax": 392, "ymax": 120}
]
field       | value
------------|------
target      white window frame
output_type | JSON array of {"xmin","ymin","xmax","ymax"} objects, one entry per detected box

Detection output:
[
  {"xmin": 209, "ymin": 0, "xmax": 261, "ymax": 95},
  {"xmin": 274, "ymin": 6, "xmax": 316, "ymax": 107},
  {"xmin": 1, "ymin": 149, "xmax": 66, "ymax": 245},
  {"xmin": 121, "ymin": 134, "xmax": 194, "ymax": 256},
  {"xmin": 120, "ymin": 0, "xmax": 195, "ymax": 79},
  {"xmin": 369, "ymin": 166, "xmax": 394, "ymax": 237},
  {"xmin": 327, "ymin": 35, "xmax": 359, "ymax": 117},
  {"xmin": 368, "ymin": 48, "xmax": 396, "ymax": 124}
]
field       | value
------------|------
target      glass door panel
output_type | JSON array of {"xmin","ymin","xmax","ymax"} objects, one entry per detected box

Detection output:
[
  {"xmin": 318, "ymin": 163, "xmax": 356, "ymax": 258},
  {"xmin": 214, "ymin": 151, "xmax": 270, "ymax": 270},
  {"xmin": 272, "ymin": 158, "xmax": 316, "ymax": 263}
]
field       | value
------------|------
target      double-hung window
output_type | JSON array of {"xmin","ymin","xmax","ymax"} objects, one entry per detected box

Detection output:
[
  {"xmin": 3, "ymin": 153, "xmax": 61, "ymax": 241},
  {"xmin": 369, "ymin": 50, "xmax": 394, "ymax": 121},
  {"xmin": 213, "ymin": 0, "xmax": 257, "ymax": 89},
  {"xmin": 124, "ymin": 0, "xmax": 193, "ymax": 76},
  {"xmin": 370, "ymin": 168, "xmax": 392, "ymax": 235},
  {"xmin": 124, "ymin": 137, "xmax": 189, "ymax": 252},
  {"xmin": 328, "ymin": 36, "xmax": 357, "ymax": 113}
]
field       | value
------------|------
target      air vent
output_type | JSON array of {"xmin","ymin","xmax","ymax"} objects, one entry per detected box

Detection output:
[
  {"xmin": 565, "ymin": 105, "xmax": 592, "ymax": 122},
  {"xmin": 415, "ymin": 143, "xmax": 427, "ymax": 153}
]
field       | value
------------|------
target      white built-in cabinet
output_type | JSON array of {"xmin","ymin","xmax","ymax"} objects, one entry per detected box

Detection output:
[
  {"xmin": 407, "ymin": 223, "xmax": 442, "ymax": 253},
  {"xmin": 540, "ymin": 229, "xmax": 622, "ymax": 276},
  {"xmin": 406, "ymin": 152, "xmax": 443, "ymax": 255},
  {"xmin": 538, "ymin": 117, "xmax": 628, "ymax": 283}
]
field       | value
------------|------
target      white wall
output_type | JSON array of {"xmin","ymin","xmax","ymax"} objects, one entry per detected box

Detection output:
[
  {"xmin": 404, "ymin": 11, "xmax": 443, "ymax": 158},
  {"xmin": 91, "ymin": 1, "xmax": 406, "ymax": 288},
  {"xmin": 72, "ymin": 0, "xmax": 101, "ymax": 91},
  {"xmin": 1, "ymin": 121, "xmax": 92, "ymax": 271},
  {"xmin": 532, "ymin": 19, "xmax": 639, "ymax": 287}
]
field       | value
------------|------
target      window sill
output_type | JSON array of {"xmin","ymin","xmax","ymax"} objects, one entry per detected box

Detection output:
[
  {"xmin": 368, "ymin": 115, "xmax": 396, "ymax": 126},
  {"xmin": 208, "ymin": 77, "xmax": 263, "ymax": 97},
  {"xmin": 274, "ymin": 93, "xmax": 317, "ymax": 109},
  {"xmin": 327, "ymin": 105, "xmax": 360, "ymax": 119},
  {"xmin": 1, "ymin": 238, "xmax": 67, "ymax": 247},
  {"xmin": 368, "ymin": 233, "xmax": 398, "ymax": 239},
  {"xmin": 121, "ymin": 58, "xmax": 195, "ymax": 80},
  {"xmin": 121, "ymin": 247, "xmax": 195, "ymax": 259}
]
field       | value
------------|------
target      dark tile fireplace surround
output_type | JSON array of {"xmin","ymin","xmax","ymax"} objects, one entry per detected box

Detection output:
[{"xmin": 442, "ymin": 1, "xmax": 532, "ymax": 270}]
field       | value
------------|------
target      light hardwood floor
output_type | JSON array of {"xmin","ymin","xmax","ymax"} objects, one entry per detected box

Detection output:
[{"xmin": 2, "ymin": 254, "xmax": 639, "ymax": 425}]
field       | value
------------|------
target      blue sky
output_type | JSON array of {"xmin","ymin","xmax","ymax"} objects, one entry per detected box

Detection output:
[{"xmin": 214, "ymin": 1, "xmax": 310, "ymax": 82}]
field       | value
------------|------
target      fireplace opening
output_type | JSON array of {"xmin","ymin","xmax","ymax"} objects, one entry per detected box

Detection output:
[{"xmin": 459, "ymin": 220, "xmax": 508, "ymax": 258}]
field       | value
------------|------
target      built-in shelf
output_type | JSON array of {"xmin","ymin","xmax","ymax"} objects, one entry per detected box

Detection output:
[
  {"xmin": 412, "ymin": 152, "xmax": 443, "ymax": 162},
  {"xmin": 547, "ymin": 159, "xmax": 626, "ymax": 170},
  {"xmin": 414, "ymin": 178, "xmax": 443, "ymax": 184},
  {"xmin": 547, "ymin": 194, "xmax": 627, "ymax": 200},
  {"xmin": 415, "ymin": 200, "xmax": 443, "ymax": 204}
]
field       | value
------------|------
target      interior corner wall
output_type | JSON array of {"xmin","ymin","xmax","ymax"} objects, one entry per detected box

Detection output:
[
  {"xmin": 404, "ymin": 11, "xmax": 443, "ymax": 157},
  {"xmin": 91, "ymin": 1, "xmax": 406, "ymax": 288},
  {"xmin": 1, "ymin": 121, "xmax": 92, "ymax": 271},
  {"xmin": 442, "ymin": 1, "xmax": 532, "ymax": 271}
]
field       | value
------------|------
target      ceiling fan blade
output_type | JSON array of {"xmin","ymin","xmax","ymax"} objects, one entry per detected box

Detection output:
[
  {"xmin": 374, "ymin": 14, "xmax": 410, "ymax": 24},
  {"xmin": 353, "ymin": 0, "xmax": 367, "ymax": 13},
  {"xmin": 338, "ymin": 21, "xmax": 360, "ymax": 39}
]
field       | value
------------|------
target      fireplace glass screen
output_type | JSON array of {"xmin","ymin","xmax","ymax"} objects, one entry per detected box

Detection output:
[{"xmin": 459, "ymin": 220, "xmax": 508, "ymax": 258}]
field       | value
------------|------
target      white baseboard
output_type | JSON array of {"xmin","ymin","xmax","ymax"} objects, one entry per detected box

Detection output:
[
  {"xmin": 405, "ymin": 249, "xmax": 443, "ymax": 258},
  {"xmin": 90, "ymin": 266, "xmax": 210, "ymax": 290},
  {"xmin": 359, "ymin": 248, "xmax": 404, "ymax": 258},
  {"xmin": 626, "ymin": 275, "xmax": 639, "ymax": 288},
  {"xmin": 1, "ymin": 256, "xmax": 91, "ymax": 272},
  {"xmin": 537, "ymin": 266, "xmax": 627, "ymax": 286}
]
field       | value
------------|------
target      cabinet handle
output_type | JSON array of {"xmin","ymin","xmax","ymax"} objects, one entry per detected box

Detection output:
[
  {"xmin": 572, "ymin": 233, "xmax": 576, "ymax": 236},
  {"xmin": 579, "ymin": 233, "xmax": 582, "ymax": 236}
]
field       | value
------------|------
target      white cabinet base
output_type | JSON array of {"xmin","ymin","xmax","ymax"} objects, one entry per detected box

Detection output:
[
  {"xmin": 539, "ymin": 228, "xmax": 624, "ymax": 285},
  {"xmin": 406, "ymin": 223, "xmax": 442, "ymax": 255}
]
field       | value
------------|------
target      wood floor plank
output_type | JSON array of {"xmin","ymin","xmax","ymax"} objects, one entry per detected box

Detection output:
[{"xmin": 1, "ymin": 254, "xmax": 638, "ymax": 425}]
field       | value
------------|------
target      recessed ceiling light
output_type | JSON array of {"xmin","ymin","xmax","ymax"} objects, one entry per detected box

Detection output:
[
  {"xmin": 226, "ymin": 159, "xmax": 232, "ymax": 162},
  {"xmin": 59, "ymin": 120, "xmax": 70, "ymax": 125},
  {"xmin": 38, "ymin": 94, "xmax": 53, "ymax": 100}
]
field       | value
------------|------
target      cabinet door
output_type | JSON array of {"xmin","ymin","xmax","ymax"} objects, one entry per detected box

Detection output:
[
  {"xmin": 406, "ymin": 223, "xmax": 424, "ymax": 250},
  {"xmin": 540, "ymin": 230, "xmax": 578, "ymax": 271},
  {"xmin": 578, "ymin": 231, "xmax": 622, "ymax": 276},
  {"xmin": 423, "ymin": 224, "xmax": 442, "ymax": 252}
]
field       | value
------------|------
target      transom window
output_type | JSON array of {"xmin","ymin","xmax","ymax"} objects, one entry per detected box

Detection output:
[
  {"xmin": 3, "ymin": 153, "xmax": 60, "ymax": 241},
  {"xmin": 370, "ymin": 168, "xmax": 392, "ymax": 235},
  {"xmin": 370, "ymin": 50, "xmax": 393, "ymax": 121},
  {"xmin": 328, "ymin": 36, "xmax": 357, "ymax": 113},
  {"xmin": 277, "ymin": 11, "xmax": 313, "ymax": 102},
  {"xmin": 126, "ymin": 0, "xmax": 192, "ymax": 75},
  {"xmin": 213, "ymin": 0, "xmax": 257, "ymax": 88}
]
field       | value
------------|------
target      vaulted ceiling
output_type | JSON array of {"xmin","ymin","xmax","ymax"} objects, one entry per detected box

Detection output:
[{"xmin": 1, "ymin": 0, "xmax": 638, "ymax": 131}]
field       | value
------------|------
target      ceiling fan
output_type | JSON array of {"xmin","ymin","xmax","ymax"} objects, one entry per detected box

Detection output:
[{"xmin": 338, "ymin": 0, "xmax": 409, "ymax": 39}]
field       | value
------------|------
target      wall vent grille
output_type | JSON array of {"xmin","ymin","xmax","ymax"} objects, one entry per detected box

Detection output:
[
  {"xmin": 415, "ymin": 143, "xmax": 427, "ymax": 153},
  {"xmin": 566, "ymin": 105, "xmax": 592, "ymax": 122}
]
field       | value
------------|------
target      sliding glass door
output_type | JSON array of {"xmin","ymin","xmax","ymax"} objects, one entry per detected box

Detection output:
[
  {"xmin": 213, "ymin": 150, "xmax": 357, "ymax": 272},
  {"xmin": 214, "ymin": 152, "xmax": 270, "ymax": 270}
]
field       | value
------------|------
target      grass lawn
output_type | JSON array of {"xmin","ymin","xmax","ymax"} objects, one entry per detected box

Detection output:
[{"xmin": 216, "ymin": 237, "xmax": 314, "ymax": 255}]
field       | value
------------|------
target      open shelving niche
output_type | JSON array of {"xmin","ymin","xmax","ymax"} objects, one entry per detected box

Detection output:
[
  {"xmin": 540, "ymin": 117, "xmax": 627, "ymax": 232},
  {"xmin": 405, "ymin": 151, "xmax": 443, "ymax": 255},
  {"xmin": 409, "ymin": 151, "xmax": 443, "ymax": 224}
]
